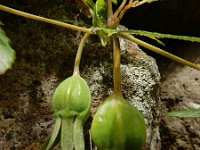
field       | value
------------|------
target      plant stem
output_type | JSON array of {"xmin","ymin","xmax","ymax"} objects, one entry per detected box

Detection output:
[
  {"xmin": 73, "ymin": 33, "xmax": 90, "ymax": 76},
  {"xmin": 117, "ymin": 2, "xmax": 136, "ymax": 23},
  {"xmin": 118, "ymin": 33, "xmax": 200, "ymax": 71},
  {"xmin": 0, "ymin": 4, "xmax": 93, "ymax": 34},
  {"xmin": 112, "ymin": 0, "xmax": 127, "ymax": 20},
  {"xmin": 113, "ymin": 36, "xmax": 123, "ymax": 97},
  {"xmin": 107, "ymin": 0, "xmax": 113, "ymax": 25}
]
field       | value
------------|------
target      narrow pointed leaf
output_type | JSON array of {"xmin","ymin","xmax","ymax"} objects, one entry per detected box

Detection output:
[
  {"xmin": 93, "ymin": 27, "xmax": 165, "ymax": 45},
  {"xmin": 73, "ymin": 118, "xmax": 84, "ymax": 150},
  {"xmin": 148, "ymin": 36, "xmax": 165, "ymax": 46},
  {"xmin": 61, "ymin": 118, "xmax": 74, "ymax": 149},
  {"xmin": 45, "ymin": 117, "xmax": 61, "ymax": 150},
  {"xmin": 0, "ymin": 23, "xmax": 16, "ymax": 75},
  {"xmin": 166, "ymin": 109, "xmax": 200, "ymax": 118},
  {"xmin": 119, "ymin": 30, "xmax": 200, "ymax": 42},
  {"xmin": 40, "ymin": 133, "xmax": 60, "ymax": 150},
  {"xmin": 118, "ymin": 33, "xmax": 200, "ymax": 71}
]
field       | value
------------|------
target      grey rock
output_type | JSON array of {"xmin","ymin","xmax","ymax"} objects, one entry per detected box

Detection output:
[{"xmin": 160, "ymin": 42, "xmax": 200, "ymax": 150}]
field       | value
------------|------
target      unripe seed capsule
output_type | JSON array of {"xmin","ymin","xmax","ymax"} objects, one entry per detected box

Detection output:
[
  {"xmin": 91, "ymin": 95, "xmax": 146, "ymax": 150},
  {"xmin": 50, "ymin": 75, "xmax": 91, "ymax": 150},
  {"xmin": 52, "ymin": 75, "xmax": 91, "ymax": 121}
]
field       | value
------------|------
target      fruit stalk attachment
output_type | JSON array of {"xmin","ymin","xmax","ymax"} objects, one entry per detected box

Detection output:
[
  {"xmin": 113, "ymin": 36, "xmax": 122, "ymax": 97},
  {"xmin": 73, "ymin": 33, "xmax": 90, "ymax": 75}
]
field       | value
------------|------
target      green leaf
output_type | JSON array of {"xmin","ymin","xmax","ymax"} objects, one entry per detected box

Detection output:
[
  {"xmin": 61, "ymin": 118, "xmax": 74, "ymax": 149},
  {"xmin": 0, "ymin": 23, "xmax": 15, "ymax": 75},
  {"xmin": 93, "ymin": 0, "xmax": 110, "ymax": 46},
  {"xmin": 119, "ymin": 30, "xmax": 200, "ymax": 43},
  {"xmin": 93, "ymin": 0, "xmax": 107, "ymax": 28},
  {"xmin": 166, "ymin": 109, "xmax": 200, "ymax": 118},
  {"xmin": 45, "ymin": 117, "xmax": 61, "ymax": 150},
  {"xmin": 73, "ymin": 118, "xmax": 85, "ymax": 150},
  {"xmin": 93, "ymin": 27, "xmax": 200, "ymax": 46},
  {"xmin": 147, "ymin": 36, "xmax": 165, "ymax": 46},
  {"xmin": 93, "ymin": 27, "xmax": 165, "ymax": 45}
]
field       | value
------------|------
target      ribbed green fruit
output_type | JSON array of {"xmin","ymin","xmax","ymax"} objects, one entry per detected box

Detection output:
[
  {"xmin": 91, "ymin": 95, "xmax": 146, "ymax": 150},
  {"xmin": 42, "ymin": 75, "xmax": 91, "ymax": 150},
  {"xmin": 52, "ymin": 75, "xmax": 91, "ymax": 122}
]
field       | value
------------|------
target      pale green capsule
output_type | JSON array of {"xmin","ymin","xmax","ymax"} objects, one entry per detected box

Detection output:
[
  {"xmin": 48, "ymin": 75, "xmax": 92, "ymax": 150},
  {"xmin": 52, "ymin": 75, "xmax": 91, "ymax": 121},
  {"xmin": 91, "ymin": 95, "xmax": 146, "ymax": 150}
]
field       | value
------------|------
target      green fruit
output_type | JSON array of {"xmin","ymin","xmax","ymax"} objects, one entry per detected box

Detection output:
[
  {"xmin": 43, "ymin": 75, "xmax": 91, "ymax": 150},
  {"xmin": 91, "ymin": 95, "xmax": 146, "ymax": 150},
  {"xmin": 52, "ymin": 75, "xmax": 91, "ymax": 121}
]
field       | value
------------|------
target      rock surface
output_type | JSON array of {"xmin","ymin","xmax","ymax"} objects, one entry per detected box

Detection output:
[
  {"xmin": 0, "ymin": 0, "xmax": 161, "ymax": 149},
  {"xmin": 159, "ymin": 42, "xmax": 200, "ymax": 150}
]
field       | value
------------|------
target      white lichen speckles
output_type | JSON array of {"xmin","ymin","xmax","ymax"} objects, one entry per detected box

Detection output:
[
  {"xmin": 84, "ymin": 66, "xmax": 105, "ymax": 97},
  {"xmin": 40, "ymin": 73, "xmax": 58, "ymax": 104}
]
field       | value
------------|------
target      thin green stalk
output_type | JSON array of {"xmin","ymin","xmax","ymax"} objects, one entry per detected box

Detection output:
[
  {"xmin": 113, "ymin": 36, "xmax": 123, "ymax": 97},
  {"xmin": 73, "ymin": 33, "xmax": 90, "ymax": 76},
  {"xmin": 117, "ymin": 2, "xmax": 136, "ymax": 23},
  {"xmin": 0, "ymin": 4, "xmax": 93, "ymax": 34},
  {"xmin": 73, "ymin": 118, "xmax": 84, "ymax": 150},
  {"xmin": 107, "ymin": 0, "xmax": 114, "ymax": 25},
  {"xmin": 112, "ymin": 0, "xmax": 127, "ymax": 19},
  {"xmin": 118, "ymin": 33, "xmax": 200, "ymax": 71}
]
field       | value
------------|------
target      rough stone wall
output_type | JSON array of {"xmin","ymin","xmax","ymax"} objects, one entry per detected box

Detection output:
[
  {"xmin": 160, "ymin": 42, "xmax": 200, "ymax": 150},
  {"xmin": 0, "ymin": 0, "xmax": 161, "ymax": 149}
]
